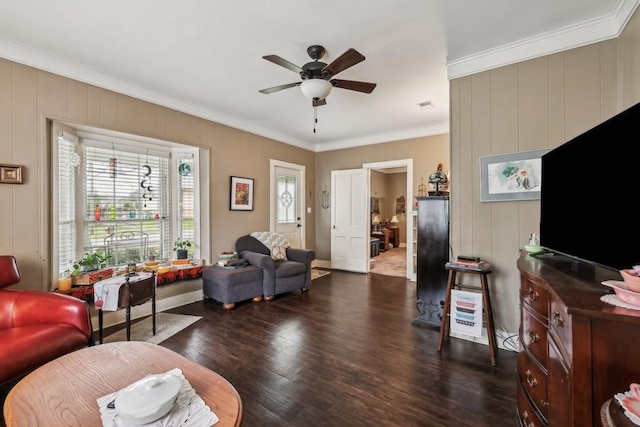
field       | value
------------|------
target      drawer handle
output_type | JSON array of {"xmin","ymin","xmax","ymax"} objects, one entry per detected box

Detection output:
[
  {"xmin": 525, "ymin": 369, "xmax": 537, "ymax": 388},
  {"xmin": 527, "ymin": 286, "xmax": 539, "ymax": 301},
  {"xmin": 521, "ymin": 410, "xmax": 535, "ymax": 427},
  {"xmin": 528, "ymin": 330, "xmax": 539, "ymax": 343},
  {"xmin": 552, "ymin": 310, "xmax": 565, "ymax": 327}
]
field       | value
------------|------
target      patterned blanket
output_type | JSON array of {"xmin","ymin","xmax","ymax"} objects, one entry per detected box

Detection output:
[{"xmin": 249, "ymin": 231, "xmax": 290, "ymax": 251}]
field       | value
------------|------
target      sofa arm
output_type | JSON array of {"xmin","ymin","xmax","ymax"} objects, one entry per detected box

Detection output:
[
  {"xmin": 239, "ymin": 250, "xmax": 274, "ymax": 270},
  {"xmin": 7, "ymin": 290, "xmax": 93, "ymax": 340},
  {"xmin": 286, "ymin": 248, "xmax": 316, "ymax": 266},
  {"xmin": 239, "ymin": 250, "xmax": 278, "ymax": 297}
]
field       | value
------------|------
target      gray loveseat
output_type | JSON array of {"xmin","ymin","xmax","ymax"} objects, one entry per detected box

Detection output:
[{"xmin": 235, "ymin": 235, "xmax": 316, "ymax": 300}]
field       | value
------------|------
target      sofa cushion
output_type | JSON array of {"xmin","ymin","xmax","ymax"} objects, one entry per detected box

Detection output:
[{"xmin": 274, "ymin": 260, "xmax": 307, "ymax": 278}]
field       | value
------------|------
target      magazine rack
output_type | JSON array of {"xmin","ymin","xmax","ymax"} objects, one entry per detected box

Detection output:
[{"xmin": 437, "ymin": 263, "xmax": 497, "ymax": 366}]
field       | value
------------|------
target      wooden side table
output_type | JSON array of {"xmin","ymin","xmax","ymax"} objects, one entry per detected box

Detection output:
[
  {"xmin": 3, "ymin": 341, "xmax": 242, "ymax": 426},
  {"xmin": 437, "ymin": 263, "xmax": 497, "ymax": 366},
  {"xmin": 386, "ymin": 226, "xmax": 400, "ymax": 248},
  {"xmin": 96, "ymin": 272, "xmax": 156, "ymax": 344}
]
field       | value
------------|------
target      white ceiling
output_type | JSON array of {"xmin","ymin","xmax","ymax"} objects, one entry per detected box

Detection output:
[{"xmin": 0, "ymin": 0, "xmax": 636, "ymax": 152}]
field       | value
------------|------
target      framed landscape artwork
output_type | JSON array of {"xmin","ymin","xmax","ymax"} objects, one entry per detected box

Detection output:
[
  {"xmin": 480, "ymin": 149, "xmax": 549, "ymax": 202},
  {"xmin": 230, "ymin": 176, "xmax": 254, "ymax": 211}
]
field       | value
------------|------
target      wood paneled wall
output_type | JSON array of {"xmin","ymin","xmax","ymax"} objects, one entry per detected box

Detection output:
[
  {"xmin": 0, "ymin": 59, "xmax": 315, "ymax": 290},
  {"xmin": 449, "ymin": 9, "xmax": 640, "ymax": 336}
]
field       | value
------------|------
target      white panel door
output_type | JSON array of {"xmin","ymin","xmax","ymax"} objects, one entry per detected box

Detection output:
[{"xmin": 331, "ymin": 168, "xmax": 368, "ymax": 272}]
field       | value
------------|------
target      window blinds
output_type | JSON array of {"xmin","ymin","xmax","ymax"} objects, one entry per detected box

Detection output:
[{"xmin": 83, "ymin": 143, "xmax": 171, "ymax": 265}]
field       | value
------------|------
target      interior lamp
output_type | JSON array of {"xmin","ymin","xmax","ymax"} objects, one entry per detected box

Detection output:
[
  {"xmin": 390, "ymin": 215, "xmax": 399, "ymax": 225},
  {"xmin": 372, "ymin": 215, "xmax": 380, "ymax": 224},
  {"xmin": 300, "ymin": 79, "xmax": 332, "ymax": 101}
]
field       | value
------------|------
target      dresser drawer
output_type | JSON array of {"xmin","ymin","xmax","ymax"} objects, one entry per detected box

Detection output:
[
  {"xmin": 520, "ymin": 274, "xmax": 549, "ymax": 318},
  {"xmin": 548, "ymin": 291, "xmax": 572, "ymax": 362},
  {"xmin": 521, "ymin": 306, "xmax": 548, "ymax": 366},
  {"xmin": 518, "ymin": 383, "xmax": 547, "ymax": 427},
  {"xmin": 548, "ymin": 338, "xmax": 571, "ymax": 427},
  {"xmin": 518, "ymin": 351, "xmax": 548, "ymax": 421}
]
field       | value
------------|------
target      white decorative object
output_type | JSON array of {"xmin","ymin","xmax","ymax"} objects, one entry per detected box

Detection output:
[
  {"xmin": 115, "ymin": 372, "xmax": 182, "ymax": 425},
  {"xmin": 97, "ymin": 368, "xmax": 219, "ymax": 427}
]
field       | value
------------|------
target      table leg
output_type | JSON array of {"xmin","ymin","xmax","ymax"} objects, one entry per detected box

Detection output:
[
  {"xmin": 152, "ymin": 293, "xmax": 156, "ymax": 336},
  {"xmin": 481, "ymin": 274, "xmax": 497, "ymax": 366},
  {"xmin": 126, "ymin": 306, "xmax": 131, "ymax": 341},
  {"xmin": 99, "ymin": 309, "xmax": 104, "ymax": 344}
]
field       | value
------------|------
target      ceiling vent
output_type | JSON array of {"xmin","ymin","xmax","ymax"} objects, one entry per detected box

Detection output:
[{"xmin": 417, "ymin": 100, "xmax": 434, "ymax": 110}]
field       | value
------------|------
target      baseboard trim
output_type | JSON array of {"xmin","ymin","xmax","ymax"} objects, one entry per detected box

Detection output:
[{"xmin": 313, "ymin": 259, "xmax": 331, "ymax": 269}]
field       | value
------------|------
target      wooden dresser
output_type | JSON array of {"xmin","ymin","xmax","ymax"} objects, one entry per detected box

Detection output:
[{"xmin": 517, "ymin": 252, "xmax": 640, "ymax": 426}]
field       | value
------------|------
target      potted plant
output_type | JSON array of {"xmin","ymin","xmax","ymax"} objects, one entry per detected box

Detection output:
[
  {"xmin": 173, "ymin": 237, "xmax": 191, "ymax": 260},
  {"xmin": 71, "ymin": 250, "xmax": 114, "ymax": 285}
]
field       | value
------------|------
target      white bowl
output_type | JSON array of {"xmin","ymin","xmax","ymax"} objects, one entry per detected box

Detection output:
[{"xmin": 115, "ymin": 372, "xmax": 182, "ymax": 425}]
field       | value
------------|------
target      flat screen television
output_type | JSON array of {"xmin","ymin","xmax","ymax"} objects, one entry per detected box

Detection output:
[{"xmin": 540, "ymin": 101, "xmax": 640, "ymax": 272}]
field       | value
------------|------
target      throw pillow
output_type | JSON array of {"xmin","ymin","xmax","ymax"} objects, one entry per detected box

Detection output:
[{"xmin": 271, "ymin": 245, "xmax": 288, "ymax": 261}]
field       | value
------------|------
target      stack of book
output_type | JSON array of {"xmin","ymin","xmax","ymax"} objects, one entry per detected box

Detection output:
[
  {"xmin": 218, "ymin": 251, "xmax": 239, "ymax": 267},
  {"xmin": 446, "ymin": 255, "xmax": 491, "ymax": 271}
]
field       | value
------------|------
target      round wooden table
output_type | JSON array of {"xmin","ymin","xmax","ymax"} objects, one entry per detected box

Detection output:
[{"xmin": 3, "ymin": 341, "xmax": 242, "ymax": 426}]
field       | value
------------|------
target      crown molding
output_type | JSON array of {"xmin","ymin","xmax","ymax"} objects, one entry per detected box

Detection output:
[
  {"xmin": 0, "ymin": 39, "xmax": 316, "ymax": 152},
  {"xmin": 447, "ymin": 0, "xmax": 640, "ymax": 79}
]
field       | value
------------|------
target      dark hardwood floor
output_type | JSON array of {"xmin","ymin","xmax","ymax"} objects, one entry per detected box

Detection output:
[
  {"xmin": 2, "ymin": 270, "xmax": 519, "ymax": 427},
  {"xmin": 162, "ymin": 270, "xmax": 517, "ymax": 427}
]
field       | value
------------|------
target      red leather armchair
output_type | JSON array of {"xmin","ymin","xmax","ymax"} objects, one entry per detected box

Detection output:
[{"xmin": 0, "ymin": 255, "xmax": 94, "ymax": 386}]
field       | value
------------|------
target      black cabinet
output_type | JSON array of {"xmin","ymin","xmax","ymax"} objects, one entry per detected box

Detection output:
[{"xmin": 412, "ymin": 196, "xmax": 450, "ymax": 328}]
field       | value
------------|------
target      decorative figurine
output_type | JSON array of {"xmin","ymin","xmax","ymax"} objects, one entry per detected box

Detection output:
[{"xmin": 428, "ymin": 163, "xmax": 449, "ymax": 196}]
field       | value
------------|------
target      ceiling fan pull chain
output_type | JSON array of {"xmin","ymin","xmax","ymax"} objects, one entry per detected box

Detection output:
[{"xmin": 313, "ymin": 106, "xmax": 317, "ymax": 133}]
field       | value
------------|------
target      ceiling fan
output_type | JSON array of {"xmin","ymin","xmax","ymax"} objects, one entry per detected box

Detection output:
[{"xmin": 259, "ymin": 45, "xmax": 377, "ymax": 107}]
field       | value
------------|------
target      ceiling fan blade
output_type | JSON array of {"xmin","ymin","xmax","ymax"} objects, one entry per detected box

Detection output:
[
  {"xmin": 313, "ymin": 98, "xmax": 327, "ymax": 107},
  {"xmin": 262, "ymin": 55, "xmax": 303, "ymax": 74},
  {"xmin": 331, "ymin": 79, "xmax": 377, "ymax": 94},
  {"xmin": 322, "ymin": 48, "xmax": 365, "ymax": 76},
  {"xmin": 259, "ymin": 82, "xmax": 301, "ymax": 94}
]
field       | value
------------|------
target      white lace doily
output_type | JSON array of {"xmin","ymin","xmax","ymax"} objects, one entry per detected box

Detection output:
[{"xmin": 601, "ymin": 294, "xmax": 640, "ymax": 311}]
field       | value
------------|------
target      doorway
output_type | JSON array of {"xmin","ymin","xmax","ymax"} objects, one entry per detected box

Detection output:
[{"xmin": 363, "ymin": 159, "xmax": 413, "ymax": 279}]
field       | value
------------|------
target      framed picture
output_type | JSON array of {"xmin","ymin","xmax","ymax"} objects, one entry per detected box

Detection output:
[
  {"xmin": 480, "ymin": 149, "xmax": 549, "ymax": 202},
  {"xmin": 230, "ymin": 176, "xmax": 254, "ymax": 211},
  {"xmin": 0, "ymin": 164, "xmax": 24, "ymax": 184}
]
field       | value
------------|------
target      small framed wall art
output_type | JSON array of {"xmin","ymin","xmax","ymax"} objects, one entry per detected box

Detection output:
[
  {"xmin": 230, "ymin": 176, "xmax": 254, "ymax": 211},
  {"xmin": 0, "ymin": 164, "xmax": 24, "ymax": 184},
  {"xmin": 480, "ymin": 149, "xmax": 549, "ymax": 202}
]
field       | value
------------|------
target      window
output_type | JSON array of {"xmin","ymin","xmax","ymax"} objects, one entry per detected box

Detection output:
[
  {"xmin": 54, "ymin": 128, "xmax": 206, "ymax": 277},
  {"xmin": 276, "ymin": 174, "xmax": 297, "ymax": 224}
]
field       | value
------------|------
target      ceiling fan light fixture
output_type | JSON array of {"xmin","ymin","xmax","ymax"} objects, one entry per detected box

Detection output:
[{"xmin": 300, "ymin": 79, "xmax": 332, "ymax": 101}]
